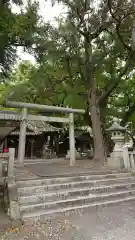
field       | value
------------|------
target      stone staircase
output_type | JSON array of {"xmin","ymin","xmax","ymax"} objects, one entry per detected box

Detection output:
[
  {"xmin": 16, "ymin": 172, "xmax": 135, "ymax": 225},
  {"xmin": 15, "ymin": 158, "xmax": 52, "ymax": 165}
]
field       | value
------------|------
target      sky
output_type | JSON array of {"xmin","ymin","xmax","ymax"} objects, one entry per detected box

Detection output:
[{"xmin": 11, "ymin": 0, "xmax": 65, "ymax": 64}]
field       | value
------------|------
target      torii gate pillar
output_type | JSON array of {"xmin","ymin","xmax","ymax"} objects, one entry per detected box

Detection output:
[
  {"xmin": 69, "ymin": 113, "xmax": 75, "ymax": 166},
  {"xmin": 18, "ymin": 108, "xmax": 27, "ymax": 165}
]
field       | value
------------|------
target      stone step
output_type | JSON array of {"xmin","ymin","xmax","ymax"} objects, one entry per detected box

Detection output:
[
  {"xmin": 18, "ymin": 183, "xmax": 135, "ymax": 204},
  {"xmin": 17, "ymin": 172, "xmax": 132, "ymax": 187},
  {"xmin": 15, "ymin": 159, "xmax": 59, "ymax": 166},
  {"xmin": 15, "ymin": 167, "xmax": 128, "ymax": 178},
  {"xmin": 17, "ymin": 177, "xmax": 135, "ymax": 195},
  {"xmin": 20, "ymin": 189, "xmax": 135, "ymax": 213},
  {"xmin": 15, "ymin": 161, "xmax": 49, "ymax": 165},
  {"xmin": 15, "ymin": 158, "xmax": 53, "ymax": 162},
  {"xmin": 22, "ymin": 195, "xmax": 135, "ymax": 225}
]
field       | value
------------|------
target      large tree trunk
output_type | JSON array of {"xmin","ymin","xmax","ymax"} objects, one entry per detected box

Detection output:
[
  {"xmin": 84, "ymin": 33, "xmax": 106, "ymax": 164},
  {"xmin": 89, "ymin": 83, "xmax": 106, "ymax": 164},
  {"xmin": 91, "ymin": 107, "xmax": 105, "ymax": 163},
  {"xmin": 84, "ymin": 109, "xmax": 113, "ymax": 159}
]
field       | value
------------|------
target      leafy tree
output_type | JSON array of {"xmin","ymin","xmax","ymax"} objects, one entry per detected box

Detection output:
[
  {"xmin": 4, "ymin": 60, "xmax": 85, "ymax": 108},
  {"xmin": 0, "ymin": 0, "xmax": 39, "ymax": 78},
  {"xmin": 33, "ymin": 0, "xmax": 135, "ymax": 162},
  {"xmin": 107, "ymin": 74, "xmax": 135, "ymax": 146},
  {"xmin": 3, "ymin": 0, "xmax": 135, "ymax": 162}
]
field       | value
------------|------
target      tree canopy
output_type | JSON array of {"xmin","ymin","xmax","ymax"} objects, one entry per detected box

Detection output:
[
  {"xmin": 1, "ymin": 0, "xmax": 135, "ymax": 160},
  {"xmin": 0, "ymin": 0, "xmax": 39, "ymax": 78}
]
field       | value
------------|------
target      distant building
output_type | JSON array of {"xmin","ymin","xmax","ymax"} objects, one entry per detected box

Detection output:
[{"xmin": 0, "ymin": 110, "xmax": 61, "ymax": 158}]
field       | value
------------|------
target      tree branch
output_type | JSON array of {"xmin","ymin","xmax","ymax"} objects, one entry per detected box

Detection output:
[
  {"xmin": 91, "ymin": 21, "xmax": 112, "ymax": 39},
  {"xmin": 66, "ymin": 56, "xmax": 74, "ymax": 86},
  {"xmin": 116, "ymin": 20, "xmax": 132, "ymax": 51},
  {"xmin": 97, "ymin": 50, "xmax": 135, "ymax": 104},
  {"xmin": 107, "ymin": 0, "xmax": 134, "ymax": 51},
  {"xmin": 107, "ymin": 0, "xmax": 119, "ymax": 23},
  {"xmin": 72, "ymin": 36, "xmax": 86, "ymax": 82}
]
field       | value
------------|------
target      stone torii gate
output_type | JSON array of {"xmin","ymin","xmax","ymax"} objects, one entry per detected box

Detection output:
[{"xmin": 5, "ymin": 101, "xmax": 85, "ymax": 166}]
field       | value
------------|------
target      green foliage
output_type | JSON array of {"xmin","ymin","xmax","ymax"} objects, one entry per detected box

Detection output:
[
  {"xmin": 1, "ymin": 0, "xmax": 135, "ymax": 132},
  {"xmin": 108, "ymin": 74, "xmax": 135, "ymax": 130},
  {"xmin": 3, "ymin": 60, "xmax": 85, "ymax": 109},
  {"xmin": 0, "ymin": 0, "xmax": 39, "ymax": 79}
]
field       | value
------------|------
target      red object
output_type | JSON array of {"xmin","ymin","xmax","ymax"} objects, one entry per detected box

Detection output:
[{"xmin": 4, "ymin": 148, "xmax": 8, "ymax": 153}]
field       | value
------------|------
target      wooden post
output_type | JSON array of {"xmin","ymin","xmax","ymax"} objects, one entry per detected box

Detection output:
[
  {"xmin": 69, "ymin": 113, "xmax": 75, "ymax": 166},
  {"xmin": 18, "ymin": 108, "xmax": 27, "ymax": 165},
  {"xmin": 30, "ymin": 139, "xmax": 35, "ymax": 159},
  {"xmin": 8, "ymin": 148, "xmax": 15, "ymax": 179}
]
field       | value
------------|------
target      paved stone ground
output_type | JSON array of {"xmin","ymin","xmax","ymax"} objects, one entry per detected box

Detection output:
[
  {"xmin": 1, "ymin": 202, "xmax": 135, "ymax": 239},
  {"xmin": 25, "ymin": 159, "xmax": 118, "ymax": 178},
  {"xmin": 15, "ymin": 166, "xmax": 40, "ymax": 181},
  {"xmin": 15, "ymin": 159, "xmax": 104, "ymax": 180}
]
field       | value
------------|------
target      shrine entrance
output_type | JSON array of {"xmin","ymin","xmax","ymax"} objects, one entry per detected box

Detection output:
[{"xmin": 5, "ymin": 101, "xmax": 85, "ymax": 166}]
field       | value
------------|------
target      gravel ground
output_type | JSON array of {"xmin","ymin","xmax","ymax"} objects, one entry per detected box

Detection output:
[{"xmin": 1, "ymin": 202, "xmax": 135, "ymax": 239}]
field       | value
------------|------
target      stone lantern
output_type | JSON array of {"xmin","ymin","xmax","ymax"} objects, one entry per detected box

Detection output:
[
  {"xmin": 107, "ymin": 122, "xmax": 126, "ymax": 150},
  {"xmin": 106, "ymin": 122, "xmax": 126, "ymax": 169}
]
